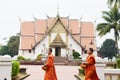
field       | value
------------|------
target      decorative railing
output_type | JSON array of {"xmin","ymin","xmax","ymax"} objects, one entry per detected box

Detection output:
[{"xmin": 105, "ymin": 69, "xmax": 120, "ymax": 80}]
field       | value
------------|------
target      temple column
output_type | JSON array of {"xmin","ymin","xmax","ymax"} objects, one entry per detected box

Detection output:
[
  {"xmin": 66, "ymin": 33, "xmax": 68, "ymax": 50},
  {"xmin": 49, "ymin": 34, "xmax": 51, "ymax": 47}
]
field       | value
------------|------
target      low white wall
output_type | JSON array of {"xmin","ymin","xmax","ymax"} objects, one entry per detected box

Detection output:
[
  {"xmin": 95, "ymin": 63, "xmax": 106, "ymax": 80},
  {"xmin": 23, "ymin": 52, "xmax": 35, "ymax": 60},
  {"xmin": 18, "ymin": 50, "xmax": 35, "ymax": 60},
  {"xmin": 105, "ymin": 69, "xmax": 120, "ymax": 80},
  {"xmin": 95, "ymin": 58, "xmax": 120, "ymax": 80},
  {"xmin": 0, "ymin": 56, "xmax": 12, "ymax": 80}
]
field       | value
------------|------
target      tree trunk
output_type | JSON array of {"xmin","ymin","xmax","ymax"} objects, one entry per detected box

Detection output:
[{"xmin": 115, "ymin": 31, "xmax": 119, "ymax": 56}]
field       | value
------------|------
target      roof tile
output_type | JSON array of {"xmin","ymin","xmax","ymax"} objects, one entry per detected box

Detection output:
[
  {"xmin": 69, "ymin": 20, "xmax": 80, "ymax": 33},
  {"xmin": 35, "ymin": 19, "xmax": 47, "ymax": 33},
  {"xmin": 20, "ymin": 37, "xmax": 35, "ymax": 50},
  {"xmin": 21, "ymin": 22, "xmax": 35, "ymax": 36}
]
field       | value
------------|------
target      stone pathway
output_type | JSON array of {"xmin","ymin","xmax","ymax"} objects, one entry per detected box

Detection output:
[{"xmin": 20, "ymin": 65, "xmax": 79, "ymax": 80}]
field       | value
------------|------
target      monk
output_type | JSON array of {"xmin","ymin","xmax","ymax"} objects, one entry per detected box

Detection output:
[
  {"xmin": 42, "ymin": 48, "xmax": 57, "ymax": 80},
  {"xmin": 81, "ymin": 48, "xmax": 99, "ymax": 80}
]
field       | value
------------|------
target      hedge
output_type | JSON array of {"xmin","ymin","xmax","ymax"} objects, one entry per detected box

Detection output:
[
  {"xmin": 116, "ymin": 58, "xmax": 120, "ymax": 68},
  {"xmin": 12, "ymin": 60, "xmax": 20, "ymax": 76},
  {"xmin": 17, "ymin": 56, "xmax": 27, "ymax": 61},
  {"xmin": 35, "ymin": 54, "xmax": 42, "ymax": 61},
  {"xmin": 73, "ymin": 51, "xmax": 80, "ymax": 59}
]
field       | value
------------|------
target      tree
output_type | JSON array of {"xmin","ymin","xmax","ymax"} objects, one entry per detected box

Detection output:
[
  {"xmin": 7, "ymin": 35, "xmax": 19, "ymax": 57},
  {"xmin": 0, "ymin": 46, "xmax": 10, "ymax": 56},
  {"xmin": 96, "ymin": 5, "xmax": 120, "ymax": 54},
  {"xmin": 0, "ymin": 35, "xmax": 19, "ymax": 57},
  {"xmin": 108, "ymin": 0, "xmax": 120, "ymax": 7},
  {"xmin": 100, "ymin": 39, "xmax": 117, "ymax": 59}
]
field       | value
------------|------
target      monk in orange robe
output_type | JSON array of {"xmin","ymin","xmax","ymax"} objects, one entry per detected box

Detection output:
[
  {"xmin": 42, "ymin": 48, "xmax": 57, "ymax": 80},
  {"xmin": 81, "ymin": 48, "xmax": 99, "ymax": 80}
]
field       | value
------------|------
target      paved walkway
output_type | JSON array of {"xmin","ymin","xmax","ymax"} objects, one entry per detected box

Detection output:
[{"xmin": 20, "ymin": 65, "xmax": 79, "ymax": 80}]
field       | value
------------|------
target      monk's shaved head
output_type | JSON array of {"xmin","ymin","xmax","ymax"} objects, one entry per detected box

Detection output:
[
  {"xmin": 89, "ymin": 48, "xmax": 93, "ymax": 53},
  {"xmin": 49, "ymin": 48, "xmax": 52, "ymax": 52}
]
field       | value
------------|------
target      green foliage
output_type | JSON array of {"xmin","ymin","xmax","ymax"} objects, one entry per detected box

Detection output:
[
  {"xmin": 7, "ymin": 35, "xmax": 19, "ymax": 57},
  {"xmin": 116, "ymin": 58, "xmax": 120, "ymax": 68},
  {"xmin": 100, "ymin": 39, "xmax": 117, "ymax": 59},
  {"xmin": 0, "ymin": 46, "xmax": 10, "ymax": 56},
  {"xmin": 107, "ymin": 0, "xmax": 120, "ymax": 7},
  {"xmin": 17, "ymin": 56, "xmax": 27, "ymax": 61},
  {"xmin": 79, "ymin": 69, "xmax": 84, "ymax": 75},
  {"xmin": 35, "ymin": 54, "xmax": 42, "ymax": 61},
  {"xmin": 0, "ymin": 34, "xmax": 19, "ymax": 57},
  {"xmin": 96, "ymin": 6, "xmax": 120, "ymax": 54},
  {"xmin": 12, "ymin": 60, "xmax": 20, "ymax": 76},
  {"xmin": 72, "ymin": 51, "xmax": 80, "ymax": 59},
  {"xmin": 96, "ymin": 6, "xmax": 120, "ymax": 36}
]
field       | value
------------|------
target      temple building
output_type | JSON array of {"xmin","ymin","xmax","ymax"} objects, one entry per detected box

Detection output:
[{"xmin": 18, "ymin": 15, "xmax": 96, "ymax": 59}]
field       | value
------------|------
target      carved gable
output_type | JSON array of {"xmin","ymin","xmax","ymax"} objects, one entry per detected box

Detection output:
[{"xmin": 50, "ymin": 20, "xmax": 68, "ymax": 34}]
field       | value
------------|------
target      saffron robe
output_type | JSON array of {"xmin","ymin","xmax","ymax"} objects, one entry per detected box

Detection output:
[
  {"xmin": 44, "ymin": 54, "xmax": 57, "ymax": 80},
  {"xmin": 81, "ymin": 54, "xmax": 99, "ymax": 80}
]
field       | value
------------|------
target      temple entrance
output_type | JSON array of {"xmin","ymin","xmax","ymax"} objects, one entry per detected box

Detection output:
[
  {"xmin": 50, "ymin": 34, "xmax": 66, "ymax": 57},
  {"xmin": 55, "ymin": 47, "xmax": 61, "ymax": 56}
]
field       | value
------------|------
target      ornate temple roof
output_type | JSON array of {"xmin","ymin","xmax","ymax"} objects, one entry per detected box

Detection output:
[
  {"xmin": 19, "ymin": 16, "xmax": 96, "ymax": 50},
  {"xmin": 50, "ymin": 34, "xmax": 66, "ymax": 48}
]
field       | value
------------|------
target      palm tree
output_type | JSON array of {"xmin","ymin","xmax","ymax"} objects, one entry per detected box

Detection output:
[
  {"xmin": 108, "ymin": 0, "xmax": 120, "ymax": 7},
  {"xmin": 96, "ymin": 5, "xmax": 120, "ymax": 54}
]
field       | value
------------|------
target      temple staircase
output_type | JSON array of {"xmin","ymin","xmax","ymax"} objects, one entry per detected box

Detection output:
[{"xmin": 54, "ymin": 56, "xmax": 66, "ymax": 65}]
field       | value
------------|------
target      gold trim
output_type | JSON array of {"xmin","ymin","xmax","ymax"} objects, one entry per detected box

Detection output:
[{"xmin": 49, "ymin": 34, "xmax": 51, "ymax": 47}]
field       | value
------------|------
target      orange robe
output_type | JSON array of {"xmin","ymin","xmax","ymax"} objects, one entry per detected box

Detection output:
[
  {"xmin": 81, "ymin": 54, "xmax": 99, "ymax": 80},
  {"xmin": 44, "ymin": 54, "xmax": 57, "ymax": 80}
]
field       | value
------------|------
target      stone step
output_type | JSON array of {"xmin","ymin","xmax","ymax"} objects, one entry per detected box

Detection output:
[
  {"xmin": 54, "ymin": 63, "xmax": 65, "ymax": 65},
  {"xmin": 54, "ymin": 56, "xmax": 66, "ymax": 63}
]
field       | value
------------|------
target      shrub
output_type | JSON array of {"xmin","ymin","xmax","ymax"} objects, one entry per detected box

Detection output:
[
  {"xmin": 35, "ymin": 54, "xmax": 42, "ymax": 61},
  {"xmin": 12, "ymin": 60, "xmax": 20, "ymax": 76},
  {"xmin": 79, "ymin": 68, "xmax": 84, "ymax": 75},
  {"xmin": 17, "ymin": 56, "xmax": 27, "ymax": 61},
  {"xmin": 73, "ymin": 51, "xmax": 80, "ymax": 59},
  {"xmin": 116, "ymin": 58, "xmax": 120, "ymax": 68}
]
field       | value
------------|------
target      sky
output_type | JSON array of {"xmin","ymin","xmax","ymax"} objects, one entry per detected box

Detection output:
[{"xmin": 0, "ymin": 0, "xmax": 116, "ymax": 47}]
